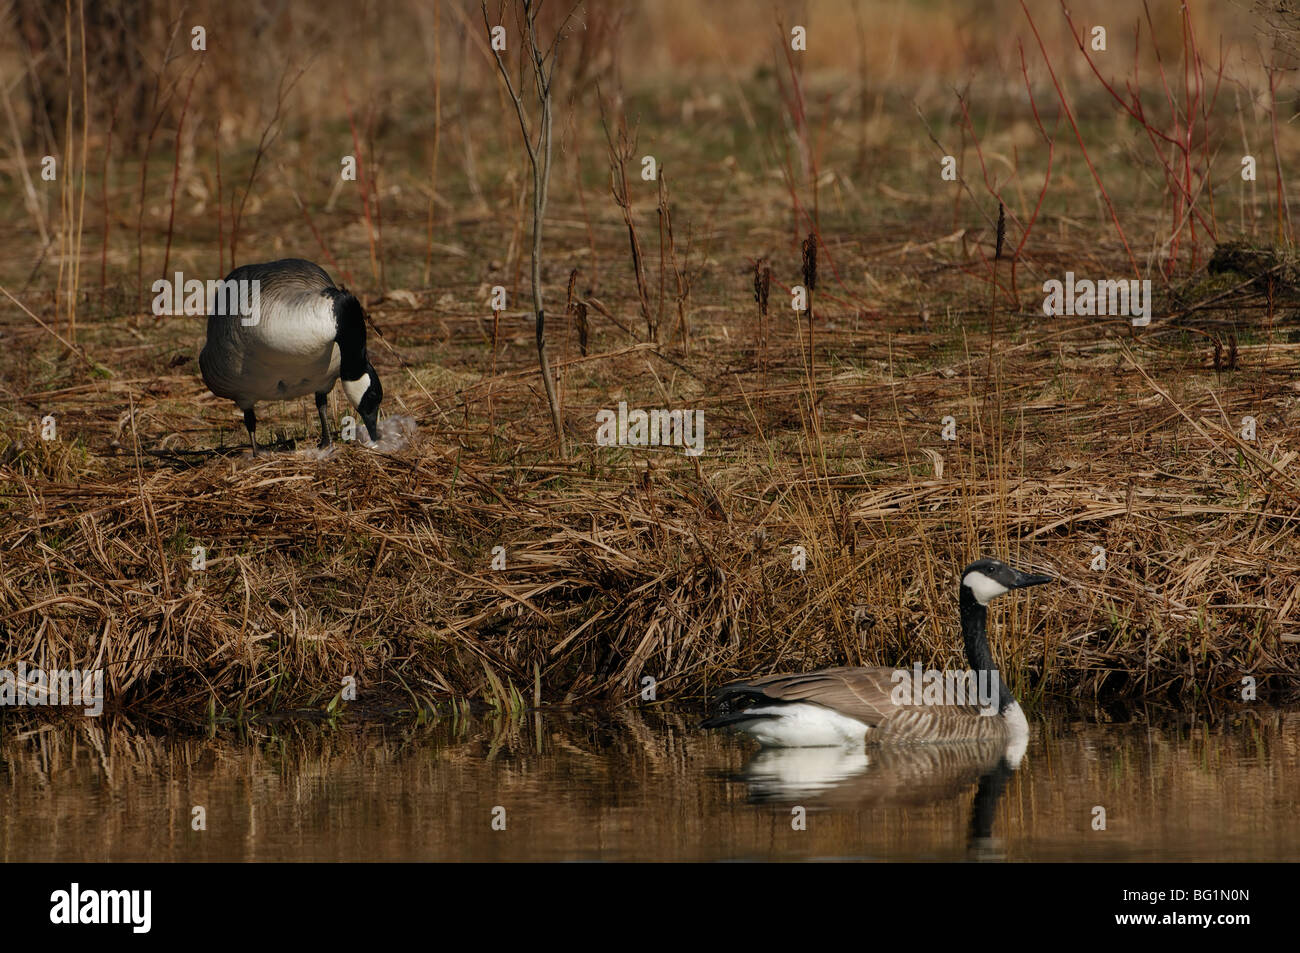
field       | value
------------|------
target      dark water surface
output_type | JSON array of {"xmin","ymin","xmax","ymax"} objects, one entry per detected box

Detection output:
[{"xmin": 2, "ymin": 708, "xmax": 1298, "ymax": 861}]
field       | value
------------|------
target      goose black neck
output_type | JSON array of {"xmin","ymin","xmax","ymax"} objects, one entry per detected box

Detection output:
[
  {"xmin": 959, "ymin": 586, "xmax": 1015, "ymax": 713},
  {"xmin": 331, "ymin": 291, "xmax": 369, "ymax": 381}
]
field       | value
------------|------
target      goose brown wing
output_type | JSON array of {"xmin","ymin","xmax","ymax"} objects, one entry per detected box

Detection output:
[{"xmin": 715, "ymin": 666, "xmax": 999, "ymax": 742}]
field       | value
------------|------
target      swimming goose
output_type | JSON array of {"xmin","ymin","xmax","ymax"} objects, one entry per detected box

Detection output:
[
  {"xmin": 702, "ymin": 558, "xmax": 1052, "ymax": 749},
  {"xmin": 199, "ymin": 258, "xmax": 383, "ymax": 453}
]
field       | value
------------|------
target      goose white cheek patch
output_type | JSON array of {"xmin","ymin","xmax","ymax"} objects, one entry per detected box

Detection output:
[
  {"xmin": 963, "ymin": 571, "xmax": 1010, "ymax": 605},
  {"xmin": 342, "ymin": 375, "xmax": 370, "ymax": 409}
]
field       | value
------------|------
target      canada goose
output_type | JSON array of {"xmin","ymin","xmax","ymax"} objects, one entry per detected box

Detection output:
[
  {"xmin": 199, "ymin": 258, "xmax": 382, "ymax": 453},
  {"xmin": 702, "ymin": 558, "xmax": 1052, "ymax": 749}
]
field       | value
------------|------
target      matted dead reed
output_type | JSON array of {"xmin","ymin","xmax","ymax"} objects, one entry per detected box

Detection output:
[
  {"xmin": 3, "ymin": 267, "xmax": 1299, "ymax": 723},
  {"xmin": 3, "ymin": 2, "xmax": 1299, "ymax": 724}
]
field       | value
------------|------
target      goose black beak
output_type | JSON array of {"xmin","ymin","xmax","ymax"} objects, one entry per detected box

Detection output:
[
  {"xmin": 362, "ymin": 412, "xmax": 382, "ymax": 444},
  {"xmin": 1012, "ymin": 571, "xmax": 1054, "ymax": 589}
]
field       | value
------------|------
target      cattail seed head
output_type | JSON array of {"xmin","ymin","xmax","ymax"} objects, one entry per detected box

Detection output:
[
  {"xmin": 801, "ymin": 233, "xmax": 817, "ymax": 292},
  {"xmin": 754, "ymin": 258, "xmax": 771, "ymax": 316},
  {"xmin": 565, "ymin": 268, "xmax": 579, "ymax": 312},
  {"xmin": 995, "ymin": 202, "xmax": 1006, "ymax": 262},
  {"xmin": 575, "ymin": 301, "xmax": 589, "ymax": 357}
]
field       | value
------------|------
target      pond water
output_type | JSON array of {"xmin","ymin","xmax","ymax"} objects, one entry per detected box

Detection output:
[{"xmin": 2, "ymin": 707, "xmax": 1297, "ymax": 862}]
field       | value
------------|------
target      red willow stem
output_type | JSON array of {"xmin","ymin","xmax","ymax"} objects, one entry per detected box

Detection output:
[
  {"xmin": 1021, "ymin": 0, "xmax": 1139, "ymax": 276},
  {"xmin": 1061, "ymin": 2, "xmax": 1216, "ymax": 259}
]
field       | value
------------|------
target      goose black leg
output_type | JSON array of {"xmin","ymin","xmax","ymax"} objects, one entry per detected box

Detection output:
[
  {"xmin": 315, "ymin": 391, "xmax": 332, "ymax": 448},
  {"xmin": 242, "ymin": 407, "xmax": 258, "ymax": 456}
]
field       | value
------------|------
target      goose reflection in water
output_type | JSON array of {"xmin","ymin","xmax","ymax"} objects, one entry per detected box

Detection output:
[{"xmin": 724, "ymin": 738, "xmax": 1023, "ymax": 860}]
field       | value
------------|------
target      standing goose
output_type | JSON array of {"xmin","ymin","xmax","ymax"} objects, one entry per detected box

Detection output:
[
  {"xmin": 199, "ymin": 258, "xmax": 383, "ymax": 453},
  {"xmin": 702, "ymin": 558, "xmax": 1052, "ymax": 749}
]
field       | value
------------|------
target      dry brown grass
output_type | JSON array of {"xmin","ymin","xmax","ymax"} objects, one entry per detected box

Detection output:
[
  {"xmin": 2, "ymin": 0, "xmax": 1299, "ymax": 724},
  {"xmin": 4, "ymin": 271, "xmax": 1300, "ymax": 721}
]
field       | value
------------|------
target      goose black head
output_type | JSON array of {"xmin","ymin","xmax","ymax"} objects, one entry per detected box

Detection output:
[
  {"xmin": 342, "ymin": 362, "xmax": 383, "ymax": 443},
  {"xmin": 333, "ymin": 289, "xmax": 383, "ymax": 442},
  {"xmin": 960, "ymin": 558, "xmax": 1053, "ymax": 606}
]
